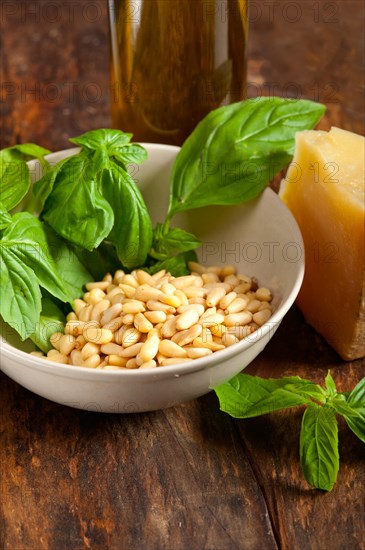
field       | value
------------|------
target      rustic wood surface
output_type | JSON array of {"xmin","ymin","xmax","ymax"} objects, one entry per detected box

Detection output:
[{"xmin": 0, "ymin": 1, "xmax": 364, "ymax": 549}]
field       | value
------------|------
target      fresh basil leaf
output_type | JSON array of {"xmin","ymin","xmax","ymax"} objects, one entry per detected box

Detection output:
[
  {"xmin": 332, "ymin": 381, "xmax": 365, "ymax": 443},
  {"xmin": 11, "ymin": 143, "xmax": 50, "ymax": 159},
  {"xmin": 325, "ymin": 371, "xmax": 337, "ymax": 398},
  {"xmin": 151, "ymin": 224, "xmax": 202, "ymax": 260},
  {"xmin": 347, "ymin": 377, "xmax": 365, "ymax": 410},
  {"xmin": 147, "ymin": 251, "xmax": 197, "ymax": 277},
  {"xmin": 41, "ymin": 154, "xmax": 114, "ymax": 250},
  {"xmin": 0, "ymin": 149, "xmax": 31, "ymax": 210},
  {"xmin": 69, "ymin": 128, "xmax": 133, "ymax": 151},
  {"xmin": 1, "ymin": 213, "xmax": 70, "ymax": 303},
  {"xmin": 101, "ymin": 162, "xmax": 152, "ymax": 269},
  {"xmin": 215, "ymin": 374, "xmax": 320, "ymax": 418},
  {"xmin": 72, "ymin": 241, "xmax": 121, "ymax": 282},
  {"xmin": 300, "ymin": 404, "xmax": 339, "ymax": 491},
  {"xmin": 30, "ymin": 297, "xmax": 66, "ymax": 353},
  {"xmin": 0, "ymin": 144, "xmax": 50, "ymax": 210},
  {"xmin": 168, "ymin": 98, "xmax": 325, "ymax": 215},
  {"xmin": 0, "ymin": 246, "xmax": 42, "ymax": 340},
  {"xmin": 33, "ymin": 156, "xmax": 69, "ymax": 209},
  {"xmin": 42, "ymin": 223, "xmax": 93, "ymax": 299},
  {"xmin": 0, "ymin": 203, "xmax": 12, "ymax": 230}
]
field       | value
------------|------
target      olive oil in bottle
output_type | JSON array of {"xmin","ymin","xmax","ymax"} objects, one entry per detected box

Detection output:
[{"xmin": 108, "ymin": 0, "xmax": 248, "ymax": 145}]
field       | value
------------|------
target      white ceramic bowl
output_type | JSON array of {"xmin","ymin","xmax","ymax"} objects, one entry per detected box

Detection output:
[{"xmin": 0, "ymin": 144, "xmax": 304, "ymax": 413}]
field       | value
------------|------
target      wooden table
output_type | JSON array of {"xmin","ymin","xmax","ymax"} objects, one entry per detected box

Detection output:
[{"xmin": 1, "ymin": 1, "xmax": 364, "ymax": 548}]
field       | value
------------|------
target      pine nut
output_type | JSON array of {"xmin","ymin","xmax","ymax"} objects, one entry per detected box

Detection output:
[
  {"xmin": 74, "ymin": 299, "xmax": 87, "ymax": 316},
  {"xmin": 64, "ymin": 320, "xmax": 85, "ymax": 336},
  {"xmin": 186, "ymin": 347, "xmax": 213, "ymax": 359},
  {"xmin": 200, "ymin": 313, "xmax": 225, "ymax": 327},
  {"xmin": 245, "ymin": 299, "xmax": 262, "ymax": 313},
  {"xmin": 70, "ymin": 350, "xmax": 84, "ymax": 366},
  {"xmin": 91, "ymin": 299, "xmax": 110, "ymax": 321},
  {"xmin": 159, "ymin": 293, "xmax": 181, "ymax": 308},
  {"xmin": 78, "ymin": 304, "xmax": 93, "ymax": 322},
  {"xmin": 108, "ymin": 355, "xmax": 128, "ymax": 367},
  {"xmin": 171, "ymin": 275, "xmax": 197, "ymax": 289},
  {"xmin": 160, "ymin": 283, "xmax": 176, "ymax": 295},
  {"xmin": 119, "ymin": 342, "xmax": 144, "ymax": 357},
  {"xmin": 183, "ymin": 286, "xmax": 207, "ymax": 298},
  {"xmin": 199, "ymin": 306, "xmax": 216, "ymax": 320},
  {"xmin": 122, "ymin": 274, "xmax": 139, "ymax": 288},
  {"xmin": 135, "ymin": 269, "xmax": 155, "ymax": 285},
  {"xmin": 138, "ymin": 329, "xmax": 160, "ymax": 363},
  {"xmin": 209, "ymin": 324, "xmax": 227, "ymax": 338},
  {"xmin": 176, "ymin": 309, "xmax": 200, "ymax": 330},
  {"xmin": 81, "ymin": 342, "xmax": 100, "ymax": 360},
  {"xmin": 192, "ymin": 337, "xmax": 225, "ymax": 351},
  {"xmin": 151, "ymin": 269, "xmax": 166, "ymax": 281},
  {"xmin": 219, "ymin": 291, "xmax": 237, "ymax": 310},
  {"xmin": 171, "ymin": 324, "xmax": 202, "ymax": 347},
  {"xmin": 139, "ymin": 360, "xmax": 157, "ymax": 369},
  {"xmin": 225, "ymin": 297, "xmax": 249, "ymax": 314},
  {"xmin": 100, "ymin": 342, "xmax": 124, "ymax": 355},
  {"xmin": 118, "ymin": 284, "xmax": 137, "ymax": 298},
  {"xmin": 144, "ymin": 310, "xmax": 167, "ymax": 324},
  {"xmin": 174, "ymin": 289, "xmax": 189, "ymax": 305},
  {"xmin": 134, "ymin": 312, "xmax": 153, "ymax": 333},
  {"xmin": 188, "ymin": 261, "xmax": 205, "ymax": 274},
  {"xmin": 83, "ymin": 326, "xmax": 113, "ymax": 344},
  {"xmin": 146, "ymin": 300, "xmax": 176, "ymax": 314},
  {"xmin": 202, "ymin": 272, "xmax": 220, "ymax": 284},
  {"xmin": 134, "ymin": 284, "xmax": 162, "ymax": 302},
  {"xmin": 177, "ymin": 303, "xmax": 205, "ymax": 316},
  {"xmin": 107, "ymin": 286, "xmax": 124, "ymax": 299},
  {"xmin": 258, "ymin": 302, "xmax": 272, "ymax": 312},
  {"xmin": 233, "ymin": 282, "xmax": 251, "ymax": 294},
  {"xmin": 206, "ymin": 287, "xmax": 226, "ymax": 307},
  {"xmin": 122, "ymin": 313, "xmax": 135, "ymax": 325},
  {"xmin": 122, "ymin": 299, "xmax": 146, "ymax": 314},
  {"xmin": 82, "ymin": 354, "xmax": 101, "ymax": 368},
  {"xmin": 221, "ymin": 265, "xmax": 236, "ymax": 277},
  {"xmin": 85, "ymin": 281, "xmax": 110, "ymax": 291},
  {"xmin": 100, "ymin": 303, "xmax": 123, "ymax": 325},
  {"xmin": 255, "ymin": 287, "xmax": 272, "ymax": 302},
  {"xmin": 159, "ymin": 339, "xmax": 187, "ymax": 358},
  {"xmin": 113, "ymin": 269, "xmax": 125, "ymax": 284},
  {"xmin": 253, "ymin": 309, "xmax": 272, "ymax": 326},
  {"xmin": 59, "ymin": 334, "xmax": 76, "ymax": 356},
  {"xmin": 161, "ymin": 317, "xmax": 177, "ymax": 338},
  {"xmin": 120, "ymin": 327, "xmax": 141, "ymax": 347},
  {"xmin": 222, "ymin": 333, "xmax": 239, "ymax": 347},
  {"xmin": 46, "ymin": 350, "xmax": 68, "ymax": 364},
  {"xmin": 86, "ymin": 288, "xmax": 107, "ymax": 305},
  {"xmin": 224, "ymin": 312, "xmax": 252, "ymax": 326},
  {"xmin": 50, "ymin": 332, "xmax": 62, "ymax": 351},
  {"xmin": 66, "ymin": 311, "xmax": 77, "ymax": 322},
  {"xmin": 126, "ymin": 358, "xmax": 139, "ymax": 369}
]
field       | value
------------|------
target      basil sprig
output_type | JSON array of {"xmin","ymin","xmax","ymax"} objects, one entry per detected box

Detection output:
[{"xmin": 215, "ymin": 372, "xmax": 365, "ymax": 491}]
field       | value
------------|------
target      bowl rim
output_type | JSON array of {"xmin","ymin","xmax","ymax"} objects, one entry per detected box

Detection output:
[{"xmin": 0, "ymin": 145, "xmax": 305, "ymax": 380}]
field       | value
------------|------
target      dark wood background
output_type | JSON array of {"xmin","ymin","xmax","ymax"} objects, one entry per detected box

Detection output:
[{"xmin": 0, "ymin": 1, "xmax": 364, "ymax": 549}]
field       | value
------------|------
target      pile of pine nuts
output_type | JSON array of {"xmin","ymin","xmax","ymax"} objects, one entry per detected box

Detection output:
[{"xmin": 32, "ymin": 263, "xmax": 273, "ymax": 369}]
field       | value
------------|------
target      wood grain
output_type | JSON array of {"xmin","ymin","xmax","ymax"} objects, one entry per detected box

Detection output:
[{"xmin": 0, "ymin": 1, "xmax": 364, "ymax": 549}]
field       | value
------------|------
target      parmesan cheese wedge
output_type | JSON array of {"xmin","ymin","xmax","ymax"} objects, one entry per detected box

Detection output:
[{"xmin": 280, "ymin": 127, "xmax": 365, "ymax": 360}]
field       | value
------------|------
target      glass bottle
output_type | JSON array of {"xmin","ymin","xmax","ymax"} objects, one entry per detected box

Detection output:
[{"xmin": 108, "ymin": 0, "xmax": 248, "ymax": 145}]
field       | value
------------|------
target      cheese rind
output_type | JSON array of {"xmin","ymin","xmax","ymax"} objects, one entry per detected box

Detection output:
[{"xmin": 280, "ymin": 127, "xmax": 365, "ymax": 360}]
